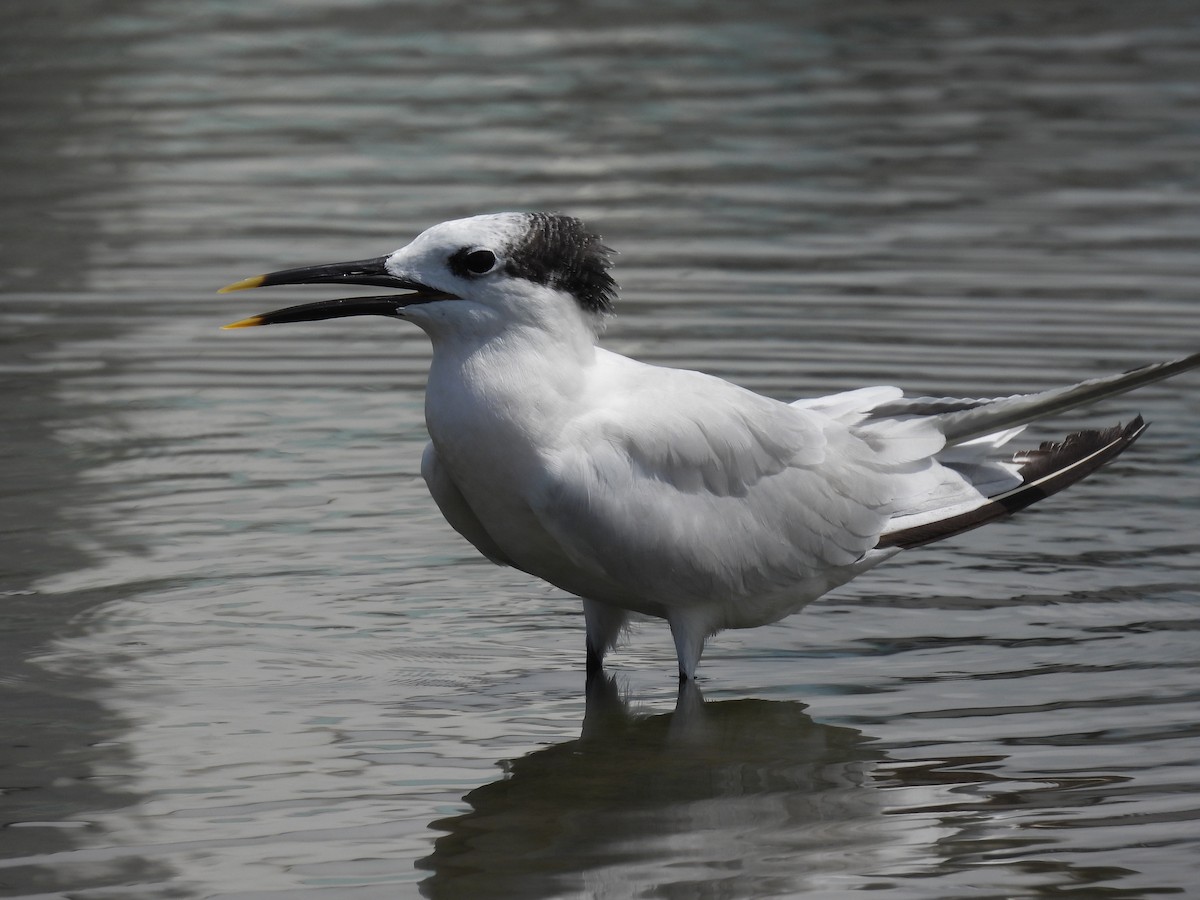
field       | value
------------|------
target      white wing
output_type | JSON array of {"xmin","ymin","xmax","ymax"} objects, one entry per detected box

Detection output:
[{"xmin": 530, "ymin": 360, "xmax": 945, "ymax": 625}]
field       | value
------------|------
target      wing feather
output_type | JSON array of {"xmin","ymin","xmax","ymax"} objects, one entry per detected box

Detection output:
[{"xmin": 532, "ymin": 367, "xmax": 919, "ymax": 616}]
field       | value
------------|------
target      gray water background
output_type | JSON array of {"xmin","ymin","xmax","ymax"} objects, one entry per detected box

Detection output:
[{"xmin": 2, "ymin": 1, "xmax": 1199, "ymax": 897}]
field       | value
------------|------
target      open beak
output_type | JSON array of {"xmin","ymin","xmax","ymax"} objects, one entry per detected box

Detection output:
[{"xmin": 219, "ymin": 256, "xmax": 455, "ymax": 329}]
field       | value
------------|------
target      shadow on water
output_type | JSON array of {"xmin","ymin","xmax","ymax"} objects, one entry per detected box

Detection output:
[
  {"xmin": 418, "ymin": 676, "xmax": 886, "ymax": 899},
  {"xmin": 0, "ymin": 2, "xmax": 176, "ymax": 894}
]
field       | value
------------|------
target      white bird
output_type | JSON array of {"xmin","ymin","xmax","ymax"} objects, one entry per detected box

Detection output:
[{"xmin": 222, "ymin": 212, "xmax": 1199, "ymax": 681}]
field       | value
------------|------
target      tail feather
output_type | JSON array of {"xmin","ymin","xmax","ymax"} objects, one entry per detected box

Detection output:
[{"xmin": 877, "ymin": 416, "xmax": 1147, "ymax": 551}]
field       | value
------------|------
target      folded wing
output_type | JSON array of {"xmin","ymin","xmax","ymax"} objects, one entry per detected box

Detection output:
[{"xmin": 532, "ymin": 365, "xmax": 944, "ymax": 620}]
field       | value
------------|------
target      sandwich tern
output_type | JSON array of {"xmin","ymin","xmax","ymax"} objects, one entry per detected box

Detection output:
[{"xmin": 222, "ymin": 212, "xmax": 1199, "ymax": 680}]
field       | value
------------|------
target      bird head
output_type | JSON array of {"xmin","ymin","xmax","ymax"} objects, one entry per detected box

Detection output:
[{"xmin": 220, "ymin": 213, "xmax": 617, "ymax": 341}]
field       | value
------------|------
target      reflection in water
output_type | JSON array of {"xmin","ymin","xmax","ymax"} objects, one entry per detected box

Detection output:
[{"xmin": 419, "ymin": 677, "xmax": 886, "ymax": 899}]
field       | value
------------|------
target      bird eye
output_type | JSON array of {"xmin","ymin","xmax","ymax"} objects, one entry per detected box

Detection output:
[{"xmin": 462, "ymin": 249, "xmax": 498, "ymax": 275}]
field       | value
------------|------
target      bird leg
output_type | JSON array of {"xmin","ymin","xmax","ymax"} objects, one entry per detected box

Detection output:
[
  {"xmin": 582, "ymin": 598, "xmax": 627, "ymax": 677},
  {"xmin": 585, "ymin": 638, "xmax": 605, "ymax": 679},
  {"xmin": 669, "ymin": 611, "xmax": 708, "ymax": 682}
]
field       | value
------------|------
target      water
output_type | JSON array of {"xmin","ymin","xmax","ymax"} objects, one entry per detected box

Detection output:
[{"xmin": 2, "ymin": 1, "xmax": 1199, "ymax": 897}]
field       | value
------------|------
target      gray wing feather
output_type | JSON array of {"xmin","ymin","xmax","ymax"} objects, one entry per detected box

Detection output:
[
  {"xmin": 869, "ymin": 351, "xmax": 1200, "ymax": 445},
  {"xmin": 533, "ymin": 371, "xmax": 923, "ymax": 611}
]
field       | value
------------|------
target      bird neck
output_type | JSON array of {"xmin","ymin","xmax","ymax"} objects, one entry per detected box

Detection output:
[{"xmin": 423, "ymin": 314, "xmax": 598, "ymax": 449}]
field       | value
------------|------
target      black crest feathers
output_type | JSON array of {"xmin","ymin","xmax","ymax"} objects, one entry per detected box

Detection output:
[{"xmin": 506, "ymin": 213, "xmax": 618, "ymax": 316}]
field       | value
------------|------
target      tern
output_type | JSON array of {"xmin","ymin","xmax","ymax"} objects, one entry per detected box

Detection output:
[{"xmin": 222, "ymin": 212, "xmax": 1199, "ymax": 680}]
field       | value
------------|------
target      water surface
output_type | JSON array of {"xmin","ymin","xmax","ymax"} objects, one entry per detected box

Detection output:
[{"xmin": 2, "ymin": 1, "xmax": 1199, "ymax": 897}]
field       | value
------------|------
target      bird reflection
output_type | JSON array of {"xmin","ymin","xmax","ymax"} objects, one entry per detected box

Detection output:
[{"xmin": 417, "ymin": 676, "xmax": 887, "ymax": 900}]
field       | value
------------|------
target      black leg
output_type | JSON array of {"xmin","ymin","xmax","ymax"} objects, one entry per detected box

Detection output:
[{"xmin": 586, "ymin": 639, "xmax": 604, "ymax": 679}]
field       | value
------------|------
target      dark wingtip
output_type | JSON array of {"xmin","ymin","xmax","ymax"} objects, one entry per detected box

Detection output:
[
  {"xmin": 1012, "ymin": 416, "xmax": 1146, "ymax": 483},
  {"xmin": 877, "ymin": 416, "xmax": 1148, "ymax": 551}
]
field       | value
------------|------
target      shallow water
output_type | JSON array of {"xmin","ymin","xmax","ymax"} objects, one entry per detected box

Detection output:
[{"xmin": 2, "ymin": 1, "xmax": 1199, "ymax": 897}]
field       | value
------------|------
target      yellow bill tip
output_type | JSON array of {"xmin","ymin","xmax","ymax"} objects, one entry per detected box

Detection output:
[
  {"xmin": 220, "ymin": 315, "xmax": 266, "ymax": 330},
  {"xmin": 218, "ymin": 274, "xmax": 267, "ymax": 294}
]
